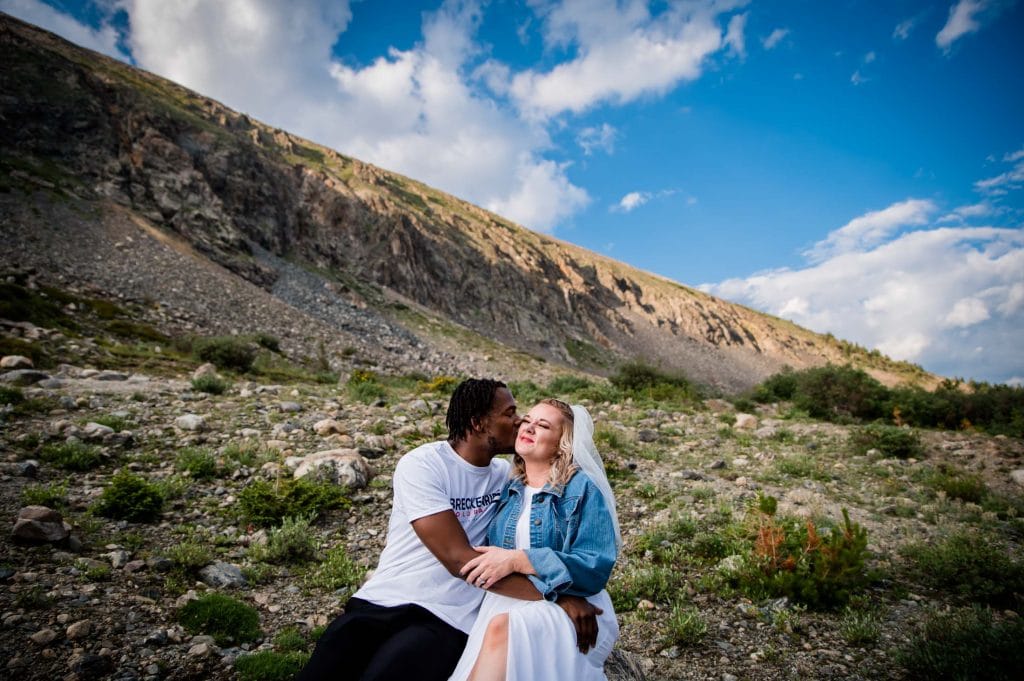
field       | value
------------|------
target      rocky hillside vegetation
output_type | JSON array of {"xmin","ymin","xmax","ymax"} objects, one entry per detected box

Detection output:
[
  {"xmin": 1, "ymin": 281, "xmax": 1022, "ymax": 680},
  {"xmin": 0, "ymin": 13, "xmax": 933, "ymax": 393}
]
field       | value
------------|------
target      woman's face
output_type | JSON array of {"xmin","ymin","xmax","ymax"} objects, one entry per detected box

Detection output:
[{"xmin": 515, "ymin": 402, "xmax": 565, "ymax": 464}]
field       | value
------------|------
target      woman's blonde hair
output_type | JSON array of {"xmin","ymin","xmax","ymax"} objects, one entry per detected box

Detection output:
[{"xmin": 512, "ymin": 398, "xmax": 577, "ymax": 488}]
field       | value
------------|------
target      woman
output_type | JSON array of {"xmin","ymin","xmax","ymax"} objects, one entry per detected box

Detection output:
[{"xmin": 448, "ymin": 399, "xmax": 622, "ymax": 681}]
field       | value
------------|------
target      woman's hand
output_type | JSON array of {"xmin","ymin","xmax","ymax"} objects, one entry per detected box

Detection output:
[{"xmin": 460, "ymin": 546, "xmax": 532, "ymax": 589}]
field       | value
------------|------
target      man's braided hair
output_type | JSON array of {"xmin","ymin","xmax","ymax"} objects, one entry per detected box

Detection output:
[{"xmin": 446, "ymin": 378, "xmax": 508, "ymax": 443}]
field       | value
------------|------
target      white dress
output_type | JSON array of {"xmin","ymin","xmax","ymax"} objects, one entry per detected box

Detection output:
[{"xmin": 448, "ymin": 486, "xmax": 619, "ymax": 681}]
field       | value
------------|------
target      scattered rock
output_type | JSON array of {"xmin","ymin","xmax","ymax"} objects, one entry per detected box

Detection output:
[
  {"xmin": 198, "ymin": 561, "xmax": 247, "ymax": 588},
  {"xmin": 11, "ymin": 505, "xmax": 70, "ymax": 543},
  {"xmin": 313, "ymin": 419, "xmax": 345, "ymax": 437},
  {"xmin": 95, "ymin": 370, "xmax": 128, "ymax": 381},
  {"xmin": 734, "ymin": 414, "xmax": 758, "ymax": 430},
  {"xmin": 30, "ymin": 628, "xmax": 58, "ymax": 645},
  {"xmin": 192, "ymin": 363, "xmax": 219, "ymax": 380},
  {"xmin": 287, "ymin": 449, "xmax": 374, "ymax": 489},
  {"xmin": 0, "ymin": 355, "xmax": 33, "ymax": 369},
  {"xmin": 0, "ymin": 369, "xmax": 50, "ymax": 386},
  {"xmin": 175, "ymin": 414, "xmax": 207, "ymax": 431},
  {"xmin": 1011, "ymin": 469, "xmax": 1024, "ymax": 488},
  {"xmin": 279, "ymin": 401, "xmax": 303, "ymax": 412},
  {"xmin": 66, "ymin": 619, "xmax": 91, "ymax": 639},
  {"xmin": 637, "ymin": 429, "xmax": 659, "ymax": 443}
]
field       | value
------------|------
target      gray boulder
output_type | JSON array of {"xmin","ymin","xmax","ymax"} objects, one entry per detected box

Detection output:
[
  {"xmin": 287, "ymin": 449, "xmax": 374, "ymax": 489},
  {"xmin": 0, "ymin": 369, "xmax": 50, "ymax": 386},
  {"xmin": 198, "ymin": 561, "xmax": 247, "ymax": 588},
  {"xmin": 12, "ymin": 505, "xmax": 70, "ymax": 543}
]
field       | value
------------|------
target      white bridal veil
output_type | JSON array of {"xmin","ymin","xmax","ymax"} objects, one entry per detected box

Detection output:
[{"xmin": 570, "ymin": 405, "xmax": 623, "ymax": 549}]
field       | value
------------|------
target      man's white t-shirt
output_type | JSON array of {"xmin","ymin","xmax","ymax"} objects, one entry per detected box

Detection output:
[{"xmin": 354, "ymin": 440, "xmax": 511, "ymax": 633}]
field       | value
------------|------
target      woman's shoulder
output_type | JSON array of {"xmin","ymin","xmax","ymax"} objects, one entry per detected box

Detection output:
[{"xmin": 565, "ymin": 468, "xmax": 602, "ymax": 495}]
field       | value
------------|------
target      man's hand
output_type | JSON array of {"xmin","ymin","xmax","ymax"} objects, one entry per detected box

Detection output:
[{"xmin": 555, "ymin": 594, "xmax": 602, "ymax": 653}]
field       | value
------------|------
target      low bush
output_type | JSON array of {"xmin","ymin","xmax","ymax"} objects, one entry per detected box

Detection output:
[
  {"xmin": 238, "ymin": 479, "xmax": 349, "ymax": 528},
  {"xmin": 250, "ymin": 515, "xmax": 319, "ymax": 564},
  {"xmin": 417, "ymin": 375, "xmax": 459, "ymax": 394},
  {"xmin": 178, "ymin": 593, "xmax": 261, "ymax": 646},
  {"xmin": 547, "ymin": 375, "xmax": 594, "ymax": 395},
  {"xmin": 254, "ymin": 333, "xmax": 281, "ymax": 353},
  {"xmin": 902, "ymin": 531, "xmax": 1024, "ymax": 607},
  {"xmin": 307, "ymin": 545, "xmax": 366, "ymax": 593},
  {"xmin": 105, "ymin": 320, "xmax": 168, "ymax": 343},
  {"xmin": 610, "ymin": 361, "xmax": 697, "ymax": 402},
  {"xmin": 94, "ymin": 470, "xmax": 164, "ymax": 522},
  {"xmin": 608, "ymin": 564, "xmax": 688, "ymax": 611},
  {"xmin": 175, "ymin": 447, "xmax": 219, "ymax": 479},
  {"xmin": 0, "ymin": 386, "xmax": 25, "ymax": 406},
  {"xmin": 840, "ymin": 606, "xmax": 881, "ymax": 645},
  {"xmin": 346, "ymin": 369, "xmax": 387, "ymax": 404},
  {"xmin": 273, "ymin": 627, "xmax": 308, "ymax": 653},
  {"xmin": 40, "ymin": 441, "xmax": 103, "ymax": 471},
  {"xmin": 850, "ymin": 423, "xmax": 923, "ymax": 459},
  {"xmin": 897, "ymin": 606, "xmax": 1024, "ymax": 681},
  {"xmin": 925, "ymin": 464, "xmax": 987, "ymax": 503},
  {"xmin": 665, "ymin": 602, "xmax": 707, "ymax": 647},
  {"xmin": 192, "ymin": 374, "xmax": 228, "ymax": 395},
  {"xmin": 235, "ymin": 651, "xmax": 310, "ymax": 681},
  {"xmin": 21, "ymin": 480, "xmax": 68, "ymax": 508},
  {"xmin": 725, "ymin": 500, "xmax": 870, "ymax": 610},
  {"xmin": 166, "ymin": 540, "xmax": 213, "ymax": 573},
  {"xmin": 90, "ymin": 414, "xmax": 132, "ymax": 432},
  {"xmin": 193, "ymin": 336, "xmax": 257, "ymax": 373}
]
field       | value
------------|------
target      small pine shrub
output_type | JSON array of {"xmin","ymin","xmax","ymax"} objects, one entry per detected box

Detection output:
[
  {"xmin": 897, "ymin": 606, "xmax": 1024, "ymax": 681},
  {"xmin": 665, "ymin": 602, "xmax": 707, "ymax": 646},
  {"xmin": 191, "ymin": 374, "xmax": 228, "ymax": 395},
  {"xmin": 729, "ymin": 501, "xmax": 869, "ymax": 610},
  {"xmin": 193, "ymin": 336, "xmax": 257, "ymax": 372},
  {"xmin": 40, "ymin": 441, "xmax": 103, "ymax": 471},
  {"xmin": 176, "ymin": 447, "xmax": 219, "ymax": 479},
  {"xmin": 21, "ymin": 480, "xmax": 68, "ymax": 508},
  {"xmin": 850, "ymin": 423, "xmax": 923, "ymax": 459},
  {"xmin": 235, "ymin": 651, "xmax": 310, "ymax": 681},
  {"xmin": 250, "ymin": 515, "xmax": 318, "ymax": 564},
  {"xmin": 307, "ymin": 545, "xmax": 366, "ymax": 593},
  {"xmin": 94, "ymin": 471, "xmax": 163, "ymax": 522},
  {"xmin": 902, "ymin": 531, "xmax": 1024, "ymax": 607},
  {"xmin": 238, "ymin": 479, "xmax": 349, "ymax": 528},
  {"xmin": 178, "ymin": 593, "xmax": 261, "ymax": 646}
]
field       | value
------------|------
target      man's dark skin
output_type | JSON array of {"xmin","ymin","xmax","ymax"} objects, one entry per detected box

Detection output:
[{"xmin": 410, "ymin": 386, "xmax": 602, "ymax": 653}]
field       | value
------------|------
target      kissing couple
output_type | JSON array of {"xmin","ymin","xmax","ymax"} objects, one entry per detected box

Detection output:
[{"xmin": 299, "ymin": 377, "xmax": 622, "ymax": 681}]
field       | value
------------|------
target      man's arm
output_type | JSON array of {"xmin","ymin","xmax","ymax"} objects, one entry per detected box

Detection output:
[
  {"xmin": 411, "ymin": 510, "xmax": 542, "ymax": 600},
  {"xmin": 411, "ymin": 510, "xmax": 601, "ymax": 652}
]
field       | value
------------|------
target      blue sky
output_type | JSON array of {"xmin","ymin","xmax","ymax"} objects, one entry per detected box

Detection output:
[{"xmin": 3, "ymin": 0, "xmax": 1022, "ymax": 384}]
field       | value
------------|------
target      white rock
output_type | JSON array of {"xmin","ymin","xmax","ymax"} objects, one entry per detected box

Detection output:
[
  {"xmin": 288, "ymin": 449, "xmax": 374, "ymax": 489},
  {"xmin": 313, "ymin": 419, "xmax": 345, "ymax": 437},
  {"xmin": 175, "ymin": 414, "xmax": 206, "ymax": 431},
  {"xmin": 30, "ymin": 628, "xmax": 57, "ymax": 645},
  {"xmin": 192, "ymin": 363, "xmax": 219, "ymax": 380},
  {"xmin": 0, "ymin": 355, "xmax": 33, "ymax": 369},
  {"xmin": 66, "ymin": 620, "xmax": 91, "ymax": 640},
  {"xmin": 83, "ymin": 422, "xmax": 115, "ymax": 438},
  {"xmin": 1011, "ymin": 470, "xmax": 1024, "ymax": 488},
  {"xmin": 734, "ymin": 413, "xmax": 758, "ymax": 430}
]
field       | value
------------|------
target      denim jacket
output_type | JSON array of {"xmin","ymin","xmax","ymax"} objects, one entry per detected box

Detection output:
[{"xmin": 487, "ymin": 470, "xmax": 618, "ymax": 601}]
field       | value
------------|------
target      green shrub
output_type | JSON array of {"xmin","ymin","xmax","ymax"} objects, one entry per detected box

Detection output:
[
  {"xmin": 926, "ymin": 465, "xmax": 987, "ymax": 503},
  {"xmin": 21, "ymin": 480, "xmax": 68, "ymax": 508},
  {"xmin": 547, "ymin": 375, "xmax": 594, "ymax": 395},
  {"xmin": 897, "ymin": 606, "xmax": 1024, "ymax": 681},
  {"xmin": 238, "ymin": 479, "xmax": 349, "ymax": 528},
  {"xmin": 273, "ymin": 626, "xmax": 308, "ymax": 653},
  {"xmin": 191, "ymin": 374, "xmax": 228, "ymax": 395},
  {"xmin": 254, "ymin": 333, "xmax": 281, "ymax": 353},
  {"xmin": 178, "ymin": 593, "xmax": 261, "ymax": 646},
  {"xmin": 506, "ymin": 380, "xmax": 543, "ymax": 407},
  {"xmin": 235, "ymin": 651, "xmax": 310, "ymax": 681},
  {"xmin": 840, "ymin": 606, "xmax": 881, "ymax": 644},
  {"xmin": 753, "ymin": 367, "xmax": 798, "ymax": 403},
  {"xmin": 250, "ymin": 515, "xmax": 318, "ymax": 564},
  {"xmin": 729, "ymin": 503, "xmax": 869, "ymax": 610},
  {"xmin": 176, "ymin": 447, "xmax": 219, "ymax": 479},
  {"xmin": 193, "ymin": 336, "xmax": 257, "ymax": 372},
  {"xmin": 307, "ymin": 545, "xmax": 366, "ymax": 593},
  {"xmin": 346, "ymin": 369, "xmax": 387, "ymax": 404},
  {"xmin": 223, "ymin": 442, "xmax": 278, "ymax": 469},
  {"xmin": 105, "ymin": 320, "xmax": 168, "ymax": 343},
  {"xmin": 633, "ymin": 516, "xmax": 697, "ymax": 563},
  {"xmin": 902, "ymin": 531, "xmax": 1024, "ymax": 607},
  {"xmin": 166, "ymin": 540, "xmax": 213, "ymax": 572},
  {"xmin": 775, "ymin": 453, "xmax": 830, "ymax": 481},
  {"xmin": 0, "ymin": 386, "xmax": 25, "ymax": 406},
  {"xmin": 608, "ymin": 564, "xmax": 688, "ymax": 611},
  {"xmin": 40, "ymin": 441, "xmax": 104, "ymax": 471},
  {"xmin": 90, "ymin": 414, "xmax": 132, "ymax": 432},
  {"xmin": 665, "ymin": 602, "xmax": 707, "ymax": 646},
  {"xmin": 850, "ymin": 423, "xmax": 923, "ymax": 459},
  {"xmin": 609, "ymin": 361, "xmax": 697, "ymax": 402},
  {"xmin": 418, "ymin": 375, "xmax": 459, "ymax": 394},
  {"xmin": 94, "ymin": 471, "xmax": 163, "ymax": 522}
]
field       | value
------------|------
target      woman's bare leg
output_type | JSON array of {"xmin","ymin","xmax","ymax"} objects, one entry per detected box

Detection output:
[{"xmin": 466, "ymin": 613, "xmax": 509, "ymax": 681}]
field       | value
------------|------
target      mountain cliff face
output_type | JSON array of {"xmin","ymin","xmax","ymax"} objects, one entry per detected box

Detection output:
[{"xmin": 0, "ymin": 14, "xmax": 932, "ymax": 391}]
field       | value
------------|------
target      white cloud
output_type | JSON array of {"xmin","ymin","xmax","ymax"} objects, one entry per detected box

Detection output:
[
  {"xmin": 893, "ymin": 17, "xmax": 917, "ymax": 40},
  {"xmin": 1004, "ymin": 147, "xmax": 1024, "ymax": 162},
  {"xmin": 704, "ymin": 223, "xmax": 1024, "ymax": 382},
  {"xmin": 936, "ymin": 0, "xmax": 989, "ymax": 53},
  {"xmin": 850, "ymin": 69, "xmax": 868, "ymax": 85},
  {"xmin": 944, "ymin": 297, "xmax": 990, "ymax": 327},
  {"xmin": 938, "ymin": 201, "xmax": 995, "ymax": 223},
  {"xmin": 577, "ymin": 123, "xmax": 617, "ymax": 155},
  {"xmin": 616, "ymin": 191, "xmax": 651, "ymax": 212},
  {"xmin": 804, "ymin": 198, "xmax": 936, "ymax": 262},
  {"xmin": 762, "ymin": 27, "xmax": 789, "ymax": 50},
  {"xmin": 507, "ymin": 0, "xmax": 745, "ymax": 118},
  {"xmin": 1, "ymin": 0, "xmax": 129, "ymax": 60},
  {"xmin": 864, "ymin": 50, "xmax": 876, "ymax": 63},
  {"xmin": 1007, "ymin": 376, "xmax": 1024, "ymax": 387},
  {"xmin": 975, "ymin": 160, "xmax": 1024, "ymax": 195},
  {"xmin": 724, "ymin": 12, "xmax": 747, "ymax": 59}
]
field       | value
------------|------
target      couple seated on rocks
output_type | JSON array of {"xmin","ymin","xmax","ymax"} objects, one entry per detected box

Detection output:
[{"xmin": 298, "ymin": 378, "xmax": 622, "ymax": 681}]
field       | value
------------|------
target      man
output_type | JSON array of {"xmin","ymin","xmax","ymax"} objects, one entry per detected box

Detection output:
[{"xmin": 298, "ymin": 378, "xmax": 599, "ymax": 681}]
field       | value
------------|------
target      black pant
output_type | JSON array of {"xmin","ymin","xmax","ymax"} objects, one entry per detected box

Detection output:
[{"xmin": 297, "ymin": 597, "xmax": 469, "ymax": 681}]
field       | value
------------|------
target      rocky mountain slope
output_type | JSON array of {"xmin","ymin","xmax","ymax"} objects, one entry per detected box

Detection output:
[{"xmin": 0, "ymin": 13, "xmax": 933, "ymax": 393}]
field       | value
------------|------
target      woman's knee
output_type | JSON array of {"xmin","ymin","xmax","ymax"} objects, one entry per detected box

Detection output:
[{"xmin": 480, "ymin": 613, "xmax": 509, "ymax": 651}]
